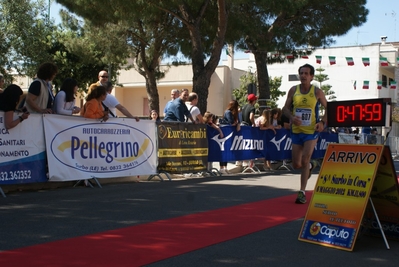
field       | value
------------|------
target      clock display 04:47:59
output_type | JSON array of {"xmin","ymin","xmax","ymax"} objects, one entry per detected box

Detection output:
[{"xmin": 327, "ymin": 98, "xmax": 389, "ymax": 127}]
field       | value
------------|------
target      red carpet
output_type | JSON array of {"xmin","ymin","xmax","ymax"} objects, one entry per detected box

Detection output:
[{"xmin": 0, "ymin": 193, "xmax": 310, "ymax": 267}]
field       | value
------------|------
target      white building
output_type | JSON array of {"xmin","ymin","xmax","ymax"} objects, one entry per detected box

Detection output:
[
  {"xmin": 115, "ymin": 38, "xmax": 399, "ymax": 120},
  {"xmin": 225, "ymin": 38, "xmax": 399, "ymax": 108}
]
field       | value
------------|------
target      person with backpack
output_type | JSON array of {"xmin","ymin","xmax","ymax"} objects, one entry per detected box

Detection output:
[{"xmin": 185, "ymin": 92, "xmax": 203, "ymax": 123}]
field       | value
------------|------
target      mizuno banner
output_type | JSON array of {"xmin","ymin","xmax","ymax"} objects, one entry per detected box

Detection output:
[{"xmin": 207, "ymin": 126, "xmax": 338, "ymax": 162}]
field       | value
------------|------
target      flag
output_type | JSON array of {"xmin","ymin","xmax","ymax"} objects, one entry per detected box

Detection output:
[
  {"xmin": 329, "ymin": 56, "xmax": 336, "ymax": 65},
  {"xmin": 377, "ymin": 81, "xmax": 382, "ymax": 90},
  {"xmin": 362, "ymin": 57, "xmax": 370, "ymax": 66},
  {"xmin": 390, "ymin": 81, "xmax": 397, "ymax": 90},
  {"xmin": 316, "ymin": 55, "xmax": 322, "ymax": 64},
  {"xmin": 301, "ymin": 55, "xmax": 309, "ymax": 59},
  {"xmin": 397, "ymin": 57, "xmax": 399, "ymax": 66},
  {"xmin": 353, "ymin": 81, "xmax": 357, "ymax": 90},
  {"xmin": 225, "ymin": 48, "xmax": 231, "ymax": 57},
  {"xmin": 345, "ymin": 57, "xmax": 354, "ymax": 66},
  {"xmin": 363, "ymin": 81, "xmax": 369, "ymax": 89},
  {"xmin": 380, "ymin": 57, "xmax": 388, "ymax": 66}
]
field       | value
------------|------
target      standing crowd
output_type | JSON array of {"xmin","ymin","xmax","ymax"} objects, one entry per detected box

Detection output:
[
  {"xmin": 0, "ymin": 64, "xmax": 140, "ymax": 131},
  {"xmin": 0, "ymin": 62, "xmax": 328, "ymax": 204}
]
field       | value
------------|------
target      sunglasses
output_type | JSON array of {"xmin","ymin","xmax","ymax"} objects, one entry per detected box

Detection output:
[{"xmin": 100, "ymin": 76, "xmax": 109, "ymax": 78}]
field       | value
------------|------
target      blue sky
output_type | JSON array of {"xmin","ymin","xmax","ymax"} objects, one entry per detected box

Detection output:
[
  {"xmin": 51, "ymin": 1, "xmax": 399, "ymax": 53},
  {"xmin": 332, "ymin": 0, "xmax": 399, "ymax": 46}
]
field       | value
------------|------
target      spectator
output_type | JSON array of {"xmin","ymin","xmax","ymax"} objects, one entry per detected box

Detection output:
[
  {"xmin": 241, "ymin": 94, "xmax": 258, "ymax": 168},
  {"xmin": 53, "ymin": 78, "xmax": 81, "ymax": 115},
  {"xmin": 25, "ymin": 62, "xmax": 58, "ymax": 113},
  {"xmin": 256, "ymin": 109, "xmax": 275, "ymax": 132},
  {"xmin": 186, "ymin": 92, "xmax": 203, "ymax": 123},
  {"xmin": 280, "ymin": 112, "xmax": 291, "ymax": 130},
  {"xmin": 0, "ymin": 84, "xmax": 30, "ymax": 129},
  {"xmin": 150, "ymin": 109, "xmax": 160, "ymax": 121},
  {"xmin": 367, "ymin": 128, "xmax": 378, "ymax": 144},
  {"xmin": 102, "ymin": 81, "xmax": 139, "ymax": 121},
  {"xmin": 271, "ymin": 108, "xmax": 282, "ymax": 129},
  {"xmin": 241, "ymin": 94, "xmax": 257, "ymax": 126},
  {"xmin": 80, "ymin": 86, "xmax": 109, "ymax": 121},
  {"xmin": 221, "ymin": 100, "xmax": 241, "ymax": 131},
  {"xmin": 255, "ymin": 109, "xmax": 275, "ymax": 170},
  {"xmin": 163, "ymin": 88, "xmax": 195, "ymax": 123},
  {"xmin": 163, "ymin": 89, "xmax": 180, "ymax": 116},
  {"xmin": 220, "ymin": 100, "xmax": 241, "ymax": 171},
  {"xmin": 204, "ymin": 111, "xmax": 225, "ymax": 173},
  {"xmin": 203, "ymin": 111, "xmax": 224, "ymax": 138},
  {"xmin": 88, "ymin": 70, "xmax": 109, "ymax": 93}
]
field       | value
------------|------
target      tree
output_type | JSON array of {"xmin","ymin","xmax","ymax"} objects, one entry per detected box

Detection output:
[
  {"xmin": 313, "ymin": 67, "xmax": 336, "ymax": 115},
  {"xmin": 57, "ymin": 0, "xmax": 230, "ymax": 114},
  {"xmin": 0, "ymin": 0, "xmax": 54, "ymax": 81},
  {"xmin": 57, "ymin": 0, "xmax": 183, "ymax": 113},
  {"xmin": 227, "ymin": 0, "xmax": 368, "ymax": 110},
  {"xmin": 148, "ymin": 0, "xmax": 229, "ymax": 114},
  {"xmin": 233, "ymin": 70, "xmax": 285, "ymax": 113}
]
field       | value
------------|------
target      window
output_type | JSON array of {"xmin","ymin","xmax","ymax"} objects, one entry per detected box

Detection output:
[
  {"xmin": 288, "ymin": 74, "xmax": 299, "ymax": 81},
  {"xmin": 382, "ymin": 75, "xmax": 387, "ymax": 88}
]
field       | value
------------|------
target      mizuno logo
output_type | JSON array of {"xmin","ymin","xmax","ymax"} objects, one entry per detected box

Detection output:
[
  {"xmin": 211, "ymin": 132, "xmax": 234, "ymax": 151},
  {"xmin": 269, "ymin": 135, "xmax": 287, "ymax": 151}
]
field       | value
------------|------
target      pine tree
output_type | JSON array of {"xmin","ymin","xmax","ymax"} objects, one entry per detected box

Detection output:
[{"xmin": 314, "ymin": 67, "xmax": 336, "ymax": 115}]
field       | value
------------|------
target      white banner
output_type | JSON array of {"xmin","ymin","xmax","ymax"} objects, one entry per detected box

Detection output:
[
  {"xmin": 43, "ymin": 115, "xmax": 157, "ymax": 181},
  {"xmin": 0, "ymin": 112, "xmax": 47, "ymax": 184}
]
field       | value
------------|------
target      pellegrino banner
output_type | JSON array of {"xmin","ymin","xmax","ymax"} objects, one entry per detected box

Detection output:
[
  {"xmin": 0, "ymin": 112, "xmax": 47, "ymax": 185},
  {"xmin": 43, "ymin": 115, "xmax": 157, "ymax": 181}
]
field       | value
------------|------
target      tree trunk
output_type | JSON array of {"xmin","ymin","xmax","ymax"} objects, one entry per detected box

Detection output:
[
  {"xmin": 253, "ymin": 51, "xmax": 270, "ymax": 112},
  {"xmin": 145, "ymin": 72, "xmax": 160, "ymax": 113},
  {"xmin": 181, "ymin": 0, "xmax": 228, "ymax": 114}
]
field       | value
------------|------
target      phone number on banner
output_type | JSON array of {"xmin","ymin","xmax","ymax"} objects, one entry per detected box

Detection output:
[{"xmin": 0, "ymin": 170, "xmax": 32, "ymax": 181}]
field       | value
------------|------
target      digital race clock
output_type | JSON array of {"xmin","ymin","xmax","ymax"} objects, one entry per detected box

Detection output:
[{"xmin": 327, "ymin": 98, "xmax": 391, "ymax": 127}]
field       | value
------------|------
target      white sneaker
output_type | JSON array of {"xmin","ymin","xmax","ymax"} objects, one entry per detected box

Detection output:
[{"xmin": 219, "ymin": 169, "xmax": 227, "ymax": 174}]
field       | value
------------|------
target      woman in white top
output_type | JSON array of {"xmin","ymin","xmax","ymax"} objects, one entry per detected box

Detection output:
[
  {"xmin": 53, "ymin": 78, "xmax": 81, "ymax": 115},
  {"xmin": 271, "ymin": 108, "xmax": 282, "ymax": 129}
]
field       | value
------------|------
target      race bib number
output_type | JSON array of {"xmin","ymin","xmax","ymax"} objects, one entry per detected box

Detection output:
[{"xmin": 295, "ymin": 108, "xmax": 312, "ymax": 126}]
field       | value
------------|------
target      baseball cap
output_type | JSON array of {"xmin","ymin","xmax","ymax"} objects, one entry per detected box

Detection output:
[{"xmin": 247, "ymin": 94, "xmax": 258, "ymax": 102}]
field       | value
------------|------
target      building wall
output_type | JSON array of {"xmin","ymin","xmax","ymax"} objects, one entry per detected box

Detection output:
[
  {"xmin": 228, "ymin": 43, "xmax": 399, "ymax": 108},
  {"xmin": 115, "ymin": 64, "xmax": 245, "ymax": 117}
]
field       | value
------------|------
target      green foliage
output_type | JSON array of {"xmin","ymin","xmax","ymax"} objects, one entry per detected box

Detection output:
[
  {"xmin": 0, "ymin": 0, "xmax": 53, "ymax": 80},
  {"xmin": 2, "ymin": 0, "xmax": 368, "ymax": 114},
  {"xmin": 313, "ymin": 67, "xmax": 336, "ymax": 115},
  {"xmin": 227, "ymin": 0, "xmax": 367, "ymax": 108},
  {"xmin": 233, "ymin": 70, "xmax": 285, "ymax": 112}
]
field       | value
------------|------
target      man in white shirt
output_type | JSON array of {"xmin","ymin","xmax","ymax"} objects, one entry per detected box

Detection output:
[
  {"xmin": 103, "ymin": 81, "xmax": 139, "ymax": 121},
  {"xmin": 185, "ymin": 92, "xmax": 203, "ymax": 123}
]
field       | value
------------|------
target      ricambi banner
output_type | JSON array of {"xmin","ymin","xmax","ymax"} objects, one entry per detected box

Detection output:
[
  {"xmin": 207, "ymin": 126, "xmax": 338, "ymax": 162},
  {"xmin": 43, "ymin": 115, "xmax": 157, "ymax": 181},
  {"xmin": 157, "ymin": 121, "xmax": 208, "ymax": 174},
  {"xmin": 0, "ymin": 112, "xmax": 47, "ymax": 185}
]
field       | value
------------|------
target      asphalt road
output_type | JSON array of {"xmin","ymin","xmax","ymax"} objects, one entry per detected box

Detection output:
[{"xmin": 1, "ymin": 162, "xmax": 399, "ymax": 266}]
